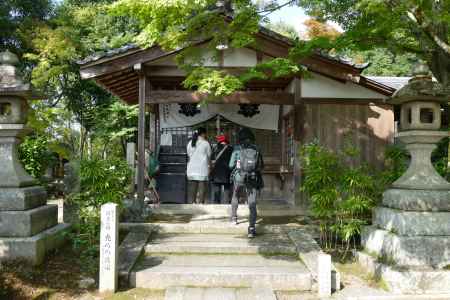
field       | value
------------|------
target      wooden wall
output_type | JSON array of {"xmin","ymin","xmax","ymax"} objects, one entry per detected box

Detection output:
[{"xmin": 302, "ymin": 101, "xmax": 394, "ymax": 168}]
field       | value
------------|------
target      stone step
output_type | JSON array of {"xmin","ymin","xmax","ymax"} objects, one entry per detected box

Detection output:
[
  {"xmin": 139, "ymin": 254, "xmax": 304, "ymax": 268},
  {"xmin": 165, "ymin": 286, "xmax": 277, "ymax": 300},
  {"xmin": 130, "ymin": 265, "xmax": 311, "ymax": 291},
  {"xmin": 121, "ymin": 220, "xmax": 305, "ymax": 235},
  {"xmin": 149, "ymin": 202, "xmax": 307, "ymax": 217},
  {"xmin": 145, "ymin": 233, "xmax": 297, "ymax": 255}
]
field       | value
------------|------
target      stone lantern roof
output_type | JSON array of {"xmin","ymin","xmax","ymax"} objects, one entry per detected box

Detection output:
[
  {"xmin": 390, "ymin": 63, "xmax": 450, "ymax": 105},
  {"xmin": 0, "ymin": 50, "xmax": 39, "ymax": 98}
]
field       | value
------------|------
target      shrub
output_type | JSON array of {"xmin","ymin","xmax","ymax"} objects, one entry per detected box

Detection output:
[
  {"xmin": 18, "ymin": 135, "xmax": 55, "ymax": 180},
  {"xmin": 432, "ymin": 137, "xmax": 449, "ymax": 178},
  {"xmin": 380, "ymin": 144, "xmax": 409, "ymax": 185},
  {"xmin": 301, "ymin": 142, "xmax": 379, "ymax": 257},
  {"xmin": 66, "ymin": 157, "xmax": 132, "ymax": 272}
]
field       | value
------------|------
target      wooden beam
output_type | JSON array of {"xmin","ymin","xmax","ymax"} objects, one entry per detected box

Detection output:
[
  {"xmin": 146, "ymin": 90, "xmax": 294, "ymax": 104},
  {"xmin": 111, "ymin": 81, "xmax": 139, "ymax": 94}
]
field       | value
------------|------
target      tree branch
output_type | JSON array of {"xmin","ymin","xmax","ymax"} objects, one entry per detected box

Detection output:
[
  {"xmin": 405, "ymin": 7, "xmax": 450, "ymax": 56},
  {"xmin": 257, "ymin": 0, "xmax": 297, "ymax": 17}
]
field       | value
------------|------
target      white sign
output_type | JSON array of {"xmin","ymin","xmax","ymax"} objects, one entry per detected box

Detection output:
[{"xmin": 99, "ymin": 203, "xmax": 119, "ymax": 293}]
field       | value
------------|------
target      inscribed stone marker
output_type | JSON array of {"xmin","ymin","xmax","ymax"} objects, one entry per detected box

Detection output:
[
  {"xmin": 318, "ymin": 253, "xmax": 331, "ymax": 297},
  {"xmin": 99, "ymin": 203, "xmax": 119, "ymax": 293}
]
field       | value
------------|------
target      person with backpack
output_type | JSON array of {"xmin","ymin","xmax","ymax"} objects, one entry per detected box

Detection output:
[
  {"xmin": 187, "ymin": 127, "xmax": 211, "ymax": 204},
  {"xmin": 210, "ymin": 134, "xmax": 233, "ymax": 204},
  {"xmin": 229, "ymin": 127, "xmax": 264, "ymax": 238}
]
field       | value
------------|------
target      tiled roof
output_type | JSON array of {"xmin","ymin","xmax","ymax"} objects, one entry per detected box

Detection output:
[
  {"xmin": 77, "ymin": 44, "xmax": 139, "ymax": 65},
  {"xmin": 367, "ymin": 76, "xmax": 411, "ymax": 90},
  {"xmin": 78, "ymin": 26, "xmax": 368, "ymax": 71}
]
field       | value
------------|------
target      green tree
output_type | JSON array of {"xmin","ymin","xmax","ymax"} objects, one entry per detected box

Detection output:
[
  {"xmin": 0, "ymin": 0, "xmax": 53, "ymax": 54},
  {"xmin": 295, "ymin": 0, "xmax": 450, "ymax": 86},
  {"xmin": 25, "ymin": 1, "xmax": 139, "ymax": 158}
]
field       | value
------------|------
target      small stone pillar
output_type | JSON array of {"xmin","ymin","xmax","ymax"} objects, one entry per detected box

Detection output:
[
  {"xmin": 317, "ymin": 253, "xmax": 332, "ymax": 297},
  {"xmin": 362, "ymin": 63, "xmax": 450, "ymax": 269},
  {"xmin": 0, "ymin": 50, "xmax": 69, "ymax": 265}
]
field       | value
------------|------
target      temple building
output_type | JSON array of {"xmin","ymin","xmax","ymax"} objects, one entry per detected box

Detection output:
[{"xmin": 79, "ymin": 27, "xmax": 396, "ymax": 208}]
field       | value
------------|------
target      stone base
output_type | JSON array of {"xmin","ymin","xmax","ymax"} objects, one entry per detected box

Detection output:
[
  {"xmin": 361, "ymin": 226, "xmax": 450, "ymax": 268},
  {"xmin": 0, "ymin": 223, "xmax": 70, "ymax": 265},
  {"xmin": 0, "ymin": 204, "xmax": 58, "ymax": 237},
  {"xmin": 0, "ymin": 186, "xmax": 47, "ymax": 210},
  {"xmin": 373, "ymin": 207, "xmax": 450, "ymax": 236},
  {"xmin": 357, "ymin": 251, "xmax": 450, "ymax": 294},
  {"xmin": 383, "ymin": 188, "xmax": 450, "ymax": 211}
]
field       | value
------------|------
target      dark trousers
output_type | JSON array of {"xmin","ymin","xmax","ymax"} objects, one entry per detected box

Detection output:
[
  {"xmin": 187, "ymin": 180, "xmax": 208, "ymax": 204},
  {"xmin": 231, "ymin": 184, "xmax": 257, "ymax": 228},
  {"xmin": 212, "ymin": 183, "xmax": 231, "ymax": 204}
]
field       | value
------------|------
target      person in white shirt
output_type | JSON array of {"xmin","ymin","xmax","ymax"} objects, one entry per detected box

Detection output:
[{"xmin": 186, "ymin": 127, "xmax": 211, "ymax": 204}]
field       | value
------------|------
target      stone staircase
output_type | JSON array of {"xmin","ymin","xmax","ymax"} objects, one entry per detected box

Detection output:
[{"xmin": 125, "ymin": 216, "xmax": 314, "ymax": 300}]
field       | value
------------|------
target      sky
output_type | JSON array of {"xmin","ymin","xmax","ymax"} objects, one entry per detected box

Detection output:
[{"xmin": 266, "ymin": 4, "xmax": 309, "ymax": 35}]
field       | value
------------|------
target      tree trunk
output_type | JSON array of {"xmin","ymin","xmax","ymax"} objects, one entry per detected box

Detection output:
[
  {"xmin": 429, "ymin": 49, "xmax": 450, "ymax": 181},
  {"xmin": 429, "ymin": 49, "xmax": 450, "ymax": 87}
]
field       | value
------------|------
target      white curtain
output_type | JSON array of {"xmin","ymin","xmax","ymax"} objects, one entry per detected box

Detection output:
[{"xmin": 159, "ymin": 104, "xmax": 279, "ymax": 131}]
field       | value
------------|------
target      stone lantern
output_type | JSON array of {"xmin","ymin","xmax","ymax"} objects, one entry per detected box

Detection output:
[
  {"xmin": 360, "ymin": 62, "xmax": 450, "ymax": 292},
  {"xmin": 0, "ymin": 50, "xmax": 69, "ymax": 265}
]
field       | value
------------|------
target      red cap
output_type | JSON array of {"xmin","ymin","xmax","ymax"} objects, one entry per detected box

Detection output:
[{"xmin": 216, "ymin": 135, "xmax": 228, "ymax": 143}]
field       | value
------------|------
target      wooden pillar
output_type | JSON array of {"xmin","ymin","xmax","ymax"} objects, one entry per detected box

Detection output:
[
  {"xmin": 292, "ymin": 77, "xmax": 304, "ymax": 207},
  {"xmin": 134, "ymin": 63, "xmax": 148, "ymax": 205},
  {"xmin": 293, "ymin": 77, "xmax": 304, "ymax": 141}
]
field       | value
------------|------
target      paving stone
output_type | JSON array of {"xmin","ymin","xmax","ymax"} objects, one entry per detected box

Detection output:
[
  {"xmin": 0, "ymin": 204, "xmax": 58, "ymax": 237},
  {"xmin": 203, "ymin": 288, "xmax": 236, "ymax": 300},
  {"xmin": 166, "ymin": 287, "xmax": 277, "ymax": 300}
]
